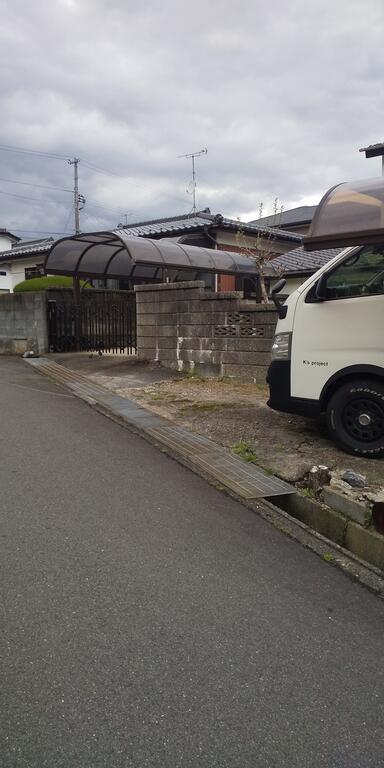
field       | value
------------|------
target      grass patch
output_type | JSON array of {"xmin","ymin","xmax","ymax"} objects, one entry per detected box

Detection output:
[
  {"xmin": 190, "ymin": 403, "xmax": 221, "ymax": 412},
  {"xmin": 232, "ymin": 440, "xmax": 258, "ymax": 463},
  {"xmin": 14, "ymin": 276, "xmax": 91, "ymax": 292},
  {"xmin": 301, "ymin": 487, "xmax": 316, "ymax": 499},
  {"xmin": 181, "ymin": 371, "xmax": 206, "ymax": 382},
  {"xmin": 322, "ymin": 553, "xmax": 335, "ymax": 563}
]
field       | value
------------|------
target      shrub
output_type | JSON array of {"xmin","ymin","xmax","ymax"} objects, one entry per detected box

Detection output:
[{"xmin": 14, "ymin": 276, "xmax": 91, "ymax": 292}]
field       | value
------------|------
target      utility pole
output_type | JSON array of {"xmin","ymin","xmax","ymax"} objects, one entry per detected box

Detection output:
[
  {"xmin": 68, "ymin": 157, "xmax": 82, "ymax": 308},
  {"xmin": 178, "ymin": 148, "xmax": 208, "ymax": 213},
  {"xmin": 68, "ymin": 158, "xmax": 81, "ymax": 233}
]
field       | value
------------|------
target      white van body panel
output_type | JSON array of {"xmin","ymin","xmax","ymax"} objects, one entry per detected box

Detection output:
[
  {"xmin": 274, "ymin": 245, "xmax": 384, "ymax": 401},
  {"xmin": 291, "ymin": 293, "xmax": 384, "ymax": 399}
]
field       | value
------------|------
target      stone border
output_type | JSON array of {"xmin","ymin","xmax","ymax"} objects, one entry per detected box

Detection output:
[{"xmin": 276, "ymin": 493, "xmax": 384, "ymax": 573}]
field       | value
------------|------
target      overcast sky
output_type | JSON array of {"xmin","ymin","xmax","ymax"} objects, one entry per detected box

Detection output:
[{"xmin": 0, "ymin": 0, "xmax": 383, "ymax": 239}]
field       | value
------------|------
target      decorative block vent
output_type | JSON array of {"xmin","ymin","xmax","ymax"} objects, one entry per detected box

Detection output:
[
  {"xmin": 227, "ymin": 312, "xmax": 252, "ymax": 325},
  {"xmin": 214, "ymin": 325, "xmax": 238, "ymax": 337},
  {"xmin": 214, "ymin": 325, "xmax": 266, "ymax": 337},
  {"xmin": 240, "ymin": 326, "xmax": 265, "ymax": 337}
]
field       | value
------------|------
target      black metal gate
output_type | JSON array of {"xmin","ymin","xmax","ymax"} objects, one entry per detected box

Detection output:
[{"xmin": 47, "ymin": 290, "xmax": 136, "ymax": 354}]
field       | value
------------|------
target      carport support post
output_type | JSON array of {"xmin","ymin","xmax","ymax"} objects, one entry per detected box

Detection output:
[
  {"xmin": 73, "ymin": 276, "xmax": 82, "ymax": 349},
  {"xmin": 73, "ymin": 276, "xmax": 81, "ymax": 304}
]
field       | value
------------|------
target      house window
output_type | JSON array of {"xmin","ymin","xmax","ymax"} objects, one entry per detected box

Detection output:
[
  {"xmin": 0, "ymin": 271, "xmax": 6, "ymax": 276},
  {"xmin": 25, "ymin": 264, "xmax": 44, "ymax": 280}
]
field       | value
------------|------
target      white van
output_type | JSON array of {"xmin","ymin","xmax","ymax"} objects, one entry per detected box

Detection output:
[{"xmin": 267, "ymin": 177, "xmax": 384, "ymax": 457}]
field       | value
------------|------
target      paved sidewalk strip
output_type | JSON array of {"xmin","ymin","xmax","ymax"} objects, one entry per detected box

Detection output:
[{"xmin": 28, "ymin": 357, "xmax": 294, "ymax": 500}]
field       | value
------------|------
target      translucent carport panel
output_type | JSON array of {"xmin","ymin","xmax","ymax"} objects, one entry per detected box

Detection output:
[
  {"xmin": 117, "ymin": 235, "xmax": 168, "ymax": 264},
  {"xmin": 77, "ymin": 244, "xmax": 123, "ymax": 275},
  {"xmin": 132, "ymin": 265, "xmax": 160, "ymax": 279},
  {"xmin": 210, "ymin": 249, "xmax": 239, "ymax": 273},
  {"xmin": 45, "ymin": 239, "xmax": 87, "ymax": 274},
  {"xmin": 105, "ymin": 247, "xmax": 134, "ymax": 277},
  {"xmin": 178, "ymin": 245, "xmax": 216, "ymax": 271},
  {"xmin": 304, "ymin": 176, "xmax": 384, "ymax": 250},
  {"xmin": 225, "ymin": 251, "xmax": 258, "ymax": 274},
  {"xmin": 149, "ymin": 239, "xmax": 193, "ymax": 267}
]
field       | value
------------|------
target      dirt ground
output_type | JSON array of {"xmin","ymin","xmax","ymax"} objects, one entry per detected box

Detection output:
[
  {"xmin": 50, "ymin": 354, "xmax": 384, "ymax": 486},
  {"xmin": 52, "ymin": 354, "xmax": 384, "ymax": 488}
]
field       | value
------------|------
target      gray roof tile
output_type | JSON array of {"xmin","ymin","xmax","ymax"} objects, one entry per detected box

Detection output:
[
  {"xmin": 0, "ymin": 237, "xmax": 54, "ymax": 262},
  {"xmin": 265, "ymin": 245, "xmax": 343, "ymax": 276}
]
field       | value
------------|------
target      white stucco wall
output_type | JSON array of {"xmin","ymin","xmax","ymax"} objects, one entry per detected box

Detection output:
[
  {"xmin": 0, "ymin": 256, "xmax": 46, "ymax": 293},
  {"xmin": 215, "ymin": 230, "xmax": 292, "ymax": 255},
  {"xmin": 0, "ymin": 234, "xmax": 14, "ymax": 251}
]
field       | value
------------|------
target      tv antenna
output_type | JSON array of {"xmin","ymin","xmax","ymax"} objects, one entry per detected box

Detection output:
[{"xmin": 178, "ymin": 148, "xmax": 207, "ymax": 212}]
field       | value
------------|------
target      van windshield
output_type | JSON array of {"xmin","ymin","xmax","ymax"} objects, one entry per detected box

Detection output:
[{"xmin": 324, "ymin": 245, "xmax": 384, "ymax": 299}]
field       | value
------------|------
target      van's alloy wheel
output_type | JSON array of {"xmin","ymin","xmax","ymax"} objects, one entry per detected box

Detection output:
[{"xmin": 326, "ymin": 379, "xmax": 384, "ymax": 456}]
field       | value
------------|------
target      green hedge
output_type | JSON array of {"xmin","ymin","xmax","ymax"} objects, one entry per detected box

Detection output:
[{"xmin": 14, "ymin": 276, "xmax": 91, "ymax": 292}]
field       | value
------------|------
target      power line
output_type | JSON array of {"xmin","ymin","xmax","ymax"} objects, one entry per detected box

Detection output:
[
  {"xmin": 0, "ymin": 176, "xmax": 71, "ymax": 193},
  {"xmin": 0, "ymin": 142, "xmax": 196, "ymax": 212},
  {"xmin": 0, "ymin": 184, "xmax": 127, "ymax": 221},
  {"xmin": 8, "ymin": 228, "xmax": 73, "ymax": 235},
  {"xmin": 81, "ymin": 159, "xmax": 191, "ymax": 206},
  {"xmin": 85, "ymin": 199, "xmax": 125, "ymax": 216},
  {"xmin": 0, "ymin": 180, "xmax": 124, "ymax": 217},
  {"xmin": 81, "ymin": 160, "xmax": 124, "ymax": 178},
  {"xmin": 0, "ymin": 143, "xmax": 69, "ymax": 160},
  {"xmin": 0, "ymin": 189, "xmax": 65, "ymax": 204},
  {"xmin": 0, "ymin": 188, "xmax": 69, "ymax": 204}
]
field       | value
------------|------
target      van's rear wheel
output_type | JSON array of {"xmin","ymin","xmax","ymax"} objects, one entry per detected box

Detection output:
[{"xmin": 326, "ymin": 379, "xmax": 384, "ymax": 456}]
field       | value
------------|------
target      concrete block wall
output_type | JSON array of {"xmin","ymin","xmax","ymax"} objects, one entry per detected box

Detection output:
[
  {"xmin": 135, "ymin": 281, "xmax": 278, "ymax": 382},
  {"xmin": 0, "ymin": 292, "xmax": 48, "ymax": 354}
]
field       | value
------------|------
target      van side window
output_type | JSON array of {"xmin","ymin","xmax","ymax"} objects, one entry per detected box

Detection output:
[{"xmin": 323, "ymin": 245, "xmax": 384, "ymax": 299}]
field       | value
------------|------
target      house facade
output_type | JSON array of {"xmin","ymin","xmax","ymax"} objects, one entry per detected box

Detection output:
[{"xmin": 0, "ymin": 238, "xmax": 53, "ymax": 293}]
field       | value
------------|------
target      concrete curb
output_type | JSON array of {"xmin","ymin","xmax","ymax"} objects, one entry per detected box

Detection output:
[{"xmin": 27, "ymin": 358, "xmax": 384, "ymax": 598}]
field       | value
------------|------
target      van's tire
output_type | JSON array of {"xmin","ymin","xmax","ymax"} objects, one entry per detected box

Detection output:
[{"xmin": 326, "ymin": 379, "xmax": 384, "ymax": 457}]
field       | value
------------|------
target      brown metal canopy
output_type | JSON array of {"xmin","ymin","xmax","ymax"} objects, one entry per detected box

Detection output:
[
  {"xmin": 44, "ymin": 230, "xmax": 258, "ymax": 280},
  {"xmin": 304, "ymin": 176, "xmax": 384, "ymax": 251}
]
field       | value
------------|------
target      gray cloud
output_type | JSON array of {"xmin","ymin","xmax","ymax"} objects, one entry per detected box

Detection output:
[{"xmin": 0, "ymin": 0, "xmax": 383, "ymax": 237}]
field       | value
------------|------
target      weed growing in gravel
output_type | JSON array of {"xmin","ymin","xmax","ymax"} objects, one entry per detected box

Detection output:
[
  {"xmin": 301, "ymin": 487, "xmax": 316, "ymax": 499},
  {"xmin": 232, "ymin": 440, "xmax": 258, "ymax": 463}
]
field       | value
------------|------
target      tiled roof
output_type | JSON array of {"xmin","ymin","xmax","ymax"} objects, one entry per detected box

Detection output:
[
  {"xmin": 119, "ymin": 210, "xmax": 301, "ymax": 243},
  {"xmin": 249, "ymin": 204, "xmax": 317, "ymax": 229},
  {"xmin": 264, "ymin": 245, "xmax": 343, "ymax": 276},
  {"xmin": 0, "ymin": 237, "xmax": 54, "ymax": 262}
]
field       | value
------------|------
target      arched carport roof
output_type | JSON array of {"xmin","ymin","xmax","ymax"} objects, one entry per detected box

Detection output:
[
  {"xmin": 304, "ymin": 176, "xmax": 384, "ymax": 251},
  {"xmin": 44, "ymin": 230, "xmax": 258, "ymax": 280}
]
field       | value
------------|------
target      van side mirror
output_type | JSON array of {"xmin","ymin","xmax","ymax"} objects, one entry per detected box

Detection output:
[
  {"xmin": 270, "ymin": 278, "xmax": 287, "ymax": 319},
  {"xmin": 315, "ymin": 274, "xmax": 328, "ymax": 301}
]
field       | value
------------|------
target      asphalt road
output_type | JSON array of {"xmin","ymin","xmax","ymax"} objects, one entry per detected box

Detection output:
[{"xmin": 1, "ymin": 357, "xmax": 384, "ymax": 768}]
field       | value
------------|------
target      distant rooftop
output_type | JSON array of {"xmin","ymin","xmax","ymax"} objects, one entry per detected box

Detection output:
[
  {"xmin": 249, "ymin": 204, "xmax": 317, "ymax": 230},
  {"xmin": 119, "ymin": 209, "xmax": 301, "ymax": 243},
  {"xmin": 0, "ymin": 237, "xmax": 54, "ymax": 262}
]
